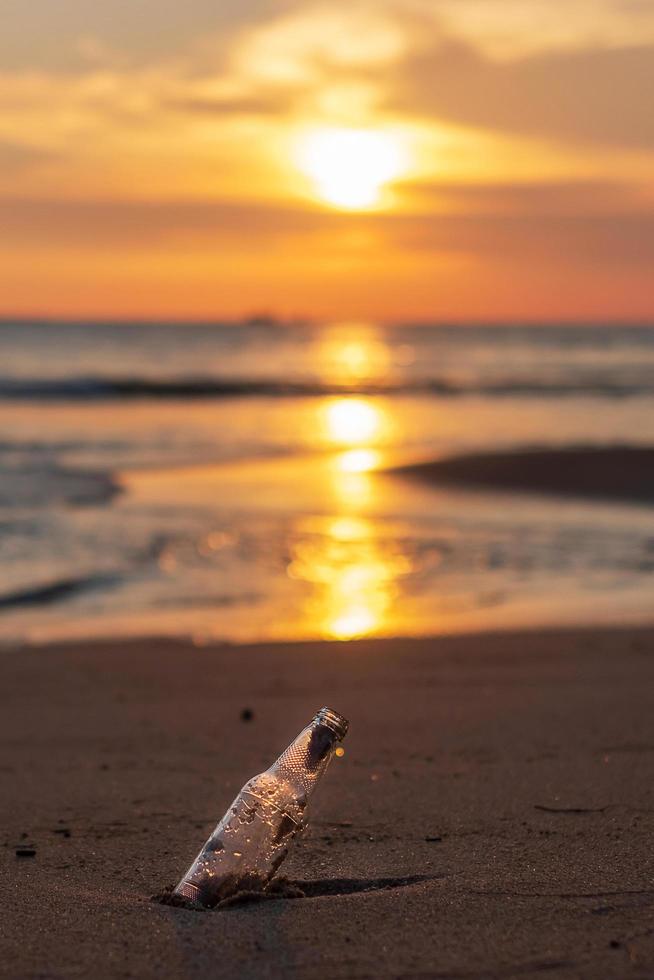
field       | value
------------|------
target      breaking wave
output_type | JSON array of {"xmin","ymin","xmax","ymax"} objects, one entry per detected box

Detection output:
[{"xmin": 1, "ymin": 375, "xmax": 653, "ymax": 401}]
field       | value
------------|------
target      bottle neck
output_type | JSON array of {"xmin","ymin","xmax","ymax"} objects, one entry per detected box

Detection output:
[{"xmin": 268, "ymin": 709, "xmax": 348, "ymax": 800}]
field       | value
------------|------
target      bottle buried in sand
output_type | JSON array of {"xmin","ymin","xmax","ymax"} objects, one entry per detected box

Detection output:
[{"xmin": 174, "ymin": 706, "xmax": 349, "ymax": 908}]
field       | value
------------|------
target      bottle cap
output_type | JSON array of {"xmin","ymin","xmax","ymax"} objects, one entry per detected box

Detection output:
[{"xmin": 315, "ymin": 706, "xmax": 349, "ymax": 740}]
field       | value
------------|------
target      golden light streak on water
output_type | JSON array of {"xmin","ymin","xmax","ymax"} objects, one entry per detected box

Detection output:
[{"xmin": 287, "ymin": 513, "xmax": 411, "ymax": 640}]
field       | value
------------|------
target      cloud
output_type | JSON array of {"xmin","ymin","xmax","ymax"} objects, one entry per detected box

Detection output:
[
  {"xmin": 0, "ymin": 0, "xmax": 285, "ymax": 71},
  {"xmin": 389, "ymin": 210, "xmax": 654, "ymax": 268},
  {"xmin": 0, "ymin": 5, "xmax": 407, "ymax": 137},
  {"xmin": 406, "ymin": 0, "xmax": 654, "ymax": 58},
  {"xmin": 230, "ymin": 4, "xmax": 406, "ymax": 85},
  {"xmin": 161, "ymin": 94, "xmax": 292, "ymax": 117},
  {"xmin": 5, "ymin": 0, "xmax": 654, "ymax": 74},
  {"xmin": 2, "ymin": 1, "xmax": 652, "ymax": 157},
  {"xmin": 0, "ymin": 197, "xmax": 324, "ymax": 250},
  {"xmin": 0, "ymin": 139, "xmax": 56, "ymax": 174},
  {"xmin": 389, "ymin": 180, "xmax": 654, "ymax": 267},
  {"xmin": 387, "ymin": 38, "xmax": 654, "ymax": 149},
  {"xmin": 2, "ymin": 184, "xmax": 652, "ymax": 271},
  {"xmin": 396, "ymin": 179, "xmax": 651, "ymax": 215}
]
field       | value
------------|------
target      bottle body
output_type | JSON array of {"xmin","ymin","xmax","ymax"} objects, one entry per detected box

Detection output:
[{"xmin": 174, "ymin": 707, "xmax": 348, "ymax": 907}]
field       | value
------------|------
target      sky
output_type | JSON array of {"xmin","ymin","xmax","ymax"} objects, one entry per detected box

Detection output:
[{"xmin": 1, "ymin": 0, "xmax": 653, "ymax": 322}]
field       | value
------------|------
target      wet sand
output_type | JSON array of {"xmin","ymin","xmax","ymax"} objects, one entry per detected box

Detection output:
[
  {"xmin": 2, "ymin": 628, "xmax": 654, "ymax": 979},
  {"xmin": 394, "ymin": 446, "xmax": 654, "ymax": 504}
]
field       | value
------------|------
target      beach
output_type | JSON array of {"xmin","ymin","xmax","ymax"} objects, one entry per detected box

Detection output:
[
  {"xmin": 3, "ymin": 627, "xmax": 654, "ymax": 979},
  {"xmin": 4, "ymin": 0, "xmax": 654, "ymax": 969},
  {"xmin": 5, "ymin": 0, "xmax": 654, "ymax": 974}
]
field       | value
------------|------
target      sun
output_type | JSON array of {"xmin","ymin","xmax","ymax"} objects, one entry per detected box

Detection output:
[{"xmin": 296, "ymin": 128, "xmax": 406, "ymax": 209}]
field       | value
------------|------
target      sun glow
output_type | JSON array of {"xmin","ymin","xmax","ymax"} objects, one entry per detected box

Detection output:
[
  {"xmin": 297, "ymin": 128, "xmax": 407, "ymax": 209},
  {"xmin": 323, "ymin": 397, "xmax": 383, "ymax": 446}
]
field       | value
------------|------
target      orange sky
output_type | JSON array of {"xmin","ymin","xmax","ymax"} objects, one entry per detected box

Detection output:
[{"xmin": 2, "ymin": 0, "xmax": 653, "ymax": 321}]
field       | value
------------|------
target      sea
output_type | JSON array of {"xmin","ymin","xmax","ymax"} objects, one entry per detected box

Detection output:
[{"xmin": 1, "ymin": 319, "xmax": 653, "ymax": 645}]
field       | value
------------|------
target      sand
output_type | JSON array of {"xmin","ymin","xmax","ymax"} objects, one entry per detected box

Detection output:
[
  {"xmin": 393, "ymin": 446, "xmax": 654, "ymax": 504},
  {"xmin": 2, "ymin": 628, "xmax": 654, "ymax": 979}
]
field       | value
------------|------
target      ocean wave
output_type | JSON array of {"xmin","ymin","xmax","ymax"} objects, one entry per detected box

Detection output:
[
  {"xmin": 0, "ymin": 573, "xmax": 122, "ymax": 611},
  {"xmin": 0, "ymin": 375, "xmax": 653, "ymax": 401}
]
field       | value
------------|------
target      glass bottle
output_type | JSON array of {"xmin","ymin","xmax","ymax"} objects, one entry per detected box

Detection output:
[{"xmin": 173, "ymin": 706, "xmax": 349, "ymax": 907}]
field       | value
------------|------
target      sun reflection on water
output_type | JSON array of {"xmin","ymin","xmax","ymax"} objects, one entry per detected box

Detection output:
[
  {"xmin": 288, "ymin": 515, "xmax": 409, "ymax": 640},
  {"xmin": 336, "ymin": 448, "xmax": 381, "ymax": 473},
  {"xmin": 323, "ymin": 397, "xmax": 383, "ymax": 446},
  {"xmin": 315, "ymin": 323, "xmax": 392, "ymax": 385},
  {"xmin": 289, "ymin": 329, "xmax": 408, "ymax": 639}
]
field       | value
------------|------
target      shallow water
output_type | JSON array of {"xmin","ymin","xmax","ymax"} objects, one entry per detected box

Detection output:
[{"xmin": 1, "ymin": 320, "xmax": 653, "ymax": 644}]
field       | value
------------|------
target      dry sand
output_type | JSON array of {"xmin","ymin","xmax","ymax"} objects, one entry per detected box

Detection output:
[{"xmin": 2, "ymin": 628, "xmax": 654, "ymax": 979}]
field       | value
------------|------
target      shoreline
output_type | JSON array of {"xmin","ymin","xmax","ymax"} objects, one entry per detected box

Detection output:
[
  {"xmin": 3, "ymin": 592, "xmax": 654, "ymax": 650},
  {"xmin": 3, "ymin": 615, "xmax": 654, "ymax": 652},
  {"xmin": 3, "ymin": 626, "xmax": 654, "ymax": 978}
]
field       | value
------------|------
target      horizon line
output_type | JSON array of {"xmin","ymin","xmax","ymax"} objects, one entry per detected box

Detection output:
[{"xmin": 1, "ymin": 315, "xmax": 654, "ymax": 329}]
